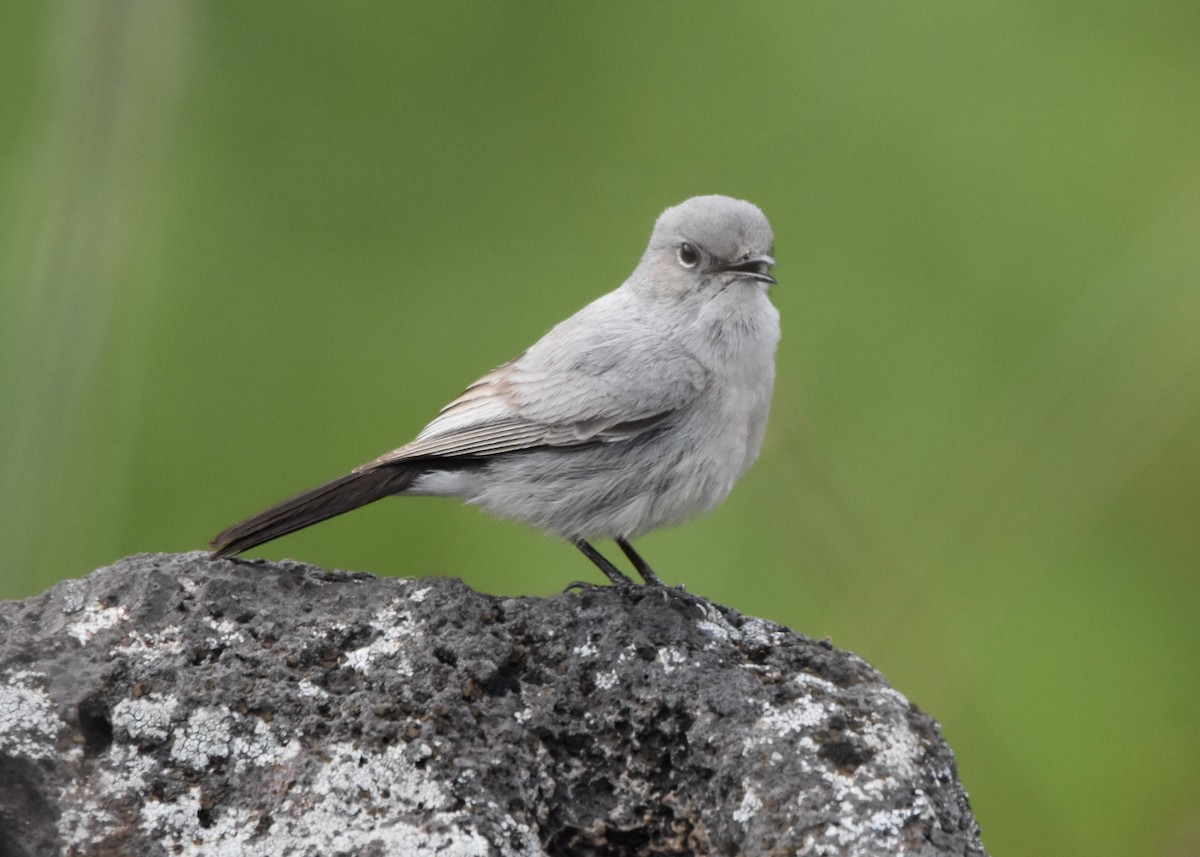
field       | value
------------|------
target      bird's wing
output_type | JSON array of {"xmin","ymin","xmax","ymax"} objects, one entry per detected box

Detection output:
[{"xmin": 359, "ymin": 310, "xmax": 708, "ymax": 469}]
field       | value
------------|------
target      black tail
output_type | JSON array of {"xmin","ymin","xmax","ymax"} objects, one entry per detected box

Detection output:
[{"xmin": 210, "ymin": 464, "xmax": 419, "ymax": 557}]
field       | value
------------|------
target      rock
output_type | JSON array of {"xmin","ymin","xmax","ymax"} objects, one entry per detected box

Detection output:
[{"xmin": 0, "ymin": 552, "xmax": 987, "ymax": 856}]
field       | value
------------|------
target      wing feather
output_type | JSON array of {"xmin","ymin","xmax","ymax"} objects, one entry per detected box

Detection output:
[{"xmin": 359, "ymin": 292, "xmax": 709, "ymax": 471}]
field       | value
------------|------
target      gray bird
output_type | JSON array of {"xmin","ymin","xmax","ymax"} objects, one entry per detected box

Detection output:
[{"xmin": 210, "ymin": 195, "xmax": 780, "ymax": 586}]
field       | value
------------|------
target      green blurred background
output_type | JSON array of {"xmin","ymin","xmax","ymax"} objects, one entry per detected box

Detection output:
[{"xmin": 2, "ymin": 2, "xmax": 1198, "ymax": 854}]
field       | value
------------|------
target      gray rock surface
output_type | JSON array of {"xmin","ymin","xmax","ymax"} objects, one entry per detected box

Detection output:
[{"xmin": 0, "ymin": 552, "xmax": 986, "ymax": 856}]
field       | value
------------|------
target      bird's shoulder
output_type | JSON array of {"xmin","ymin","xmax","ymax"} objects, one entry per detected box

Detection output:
[{"xmin": 506, "ymin": 289, "xmax": 709, "ymax": 418}]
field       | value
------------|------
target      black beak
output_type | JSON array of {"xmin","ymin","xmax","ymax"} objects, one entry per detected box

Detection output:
[{"xmin": 720, "ymin": 253, "xmax": 777, "ymax": 284}]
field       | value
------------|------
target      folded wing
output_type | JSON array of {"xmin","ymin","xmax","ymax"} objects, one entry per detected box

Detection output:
[{"xmin": 360, "ymin": 318, "xmax": 708, "ymax": 470}]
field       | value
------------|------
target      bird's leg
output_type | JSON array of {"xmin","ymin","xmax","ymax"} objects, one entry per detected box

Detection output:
[
  {"xmin": 615, "ymin": 537, "xmax": 664, "ymax": 586},
  {"xmin": 572, "ymin": 539, "xmax": 637, "ymax": 589}
]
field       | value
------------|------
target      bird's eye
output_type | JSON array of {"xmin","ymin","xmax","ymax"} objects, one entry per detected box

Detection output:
[{"xmin": 677, "ymin": 242, "xmax": 700, "ymax": 268}]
